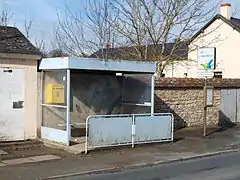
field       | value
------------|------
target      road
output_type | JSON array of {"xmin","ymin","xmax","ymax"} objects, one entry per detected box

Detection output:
[{"xmin": 58, "ymin": 151, "xmax": 240, "ymax": 180}]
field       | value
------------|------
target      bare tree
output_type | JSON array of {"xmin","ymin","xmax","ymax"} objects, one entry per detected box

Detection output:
[
  {"xmin": 47, "ymin": 49, "xmax": 68, "ymax": 58},
  {"xmin": 108, "ymin": 0, "xmax": 221, "ymax": 76},
  {"xmin": 56, "ymin": 0, "xmax": 120, "ymax": 58},
  {"xmin": 56, "ymin": 0, "xmax": 221, "ymax": 76},
  {"xmin": 23, "ymin": 13, "xmax": 33, "ymax": 38},
  {"xmin": 55, "ymin": 9, "xmax": 87, "ymax": 57},
  {"xmin": 21, "ymin": 15, "xmax": 48, "ymax": 57},
  {"xmin": 35, "ymin": 32, "xmax": 47, "ymax": 57},
  {"xmin": 0, "ymin": 5, "xmax": 13, "ymax": 26},
  {"xmin": 84, "ymin": 0, "xmax": 121, "ymax": 58}
]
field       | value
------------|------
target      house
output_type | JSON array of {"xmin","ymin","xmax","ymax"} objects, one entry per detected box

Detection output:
[
  {"xmin": 0, "ymin": 26, "xmax": 41, "ymax": 141},
  {"xmin": 89, "ymin": 42, "xmax": 188, "ymax": 77},
  {"xmin": 89, "ymin": 43, "xmax": 188, "ymax": 61},
  {"xmin": 165, "ymin": 3, "xmax": 240, "ymax": 78}
]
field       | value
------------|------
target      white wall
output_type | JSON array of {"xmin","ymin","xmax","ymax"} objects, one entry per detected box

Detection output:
[
  {"xmin": 164, "ymin": 61, "xmax": 197, "ymax": 78},
  {"xmin": 0, "ymin": 58, "xmax": 38, "ymax": 139},
  {"xmin": 164, "ymin": 18, "xmax": 240, "ymax": 78}
]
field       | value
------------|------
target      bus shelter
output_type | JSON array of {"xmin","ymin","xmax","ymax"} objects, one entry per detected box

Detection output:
[{"xmin": 39, "ymin": 57, "xmax": 156, "ymax": 146}]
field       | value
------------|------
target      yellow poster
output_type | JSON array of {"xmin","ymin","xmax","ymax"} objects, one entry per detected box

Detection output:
[{"xmin": 45, "ymin": 84, "xmax": 64, "ymax": 104}]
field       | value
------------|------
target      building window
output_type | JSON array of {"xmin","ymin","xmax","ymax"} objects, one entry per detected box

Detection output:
[{"xmin": 214, "ymin": 71, "xmax": 222, "ymax": 78}]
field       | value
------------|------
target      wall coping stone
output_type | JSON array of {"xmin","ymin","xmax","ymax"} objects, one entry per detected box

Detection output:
[{"xmin": 155, "ymin": 78, "xmax": 240, "ymax": 89}]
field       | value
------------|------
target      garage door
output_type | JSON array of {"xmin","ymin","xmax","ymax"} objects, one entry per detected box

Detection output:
[{"xmin": 0, "ymin": 68, "xmax": 25, "ymax": 141}]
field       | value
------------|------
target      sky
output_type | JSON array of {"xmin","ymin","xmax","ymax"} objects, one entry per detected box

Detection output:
[
  {"xmin": 0, "ymin": 0, "xmax": 240, "ymax": 50},
  {"xmin": 0, "ymin": 0, "xmax": 89, "ymax": 49}
]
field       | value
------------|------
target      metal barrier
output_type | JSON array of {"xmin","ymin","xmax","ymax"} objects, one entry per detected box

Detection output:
[{"xmin": 85, "ymin": 113, "xmax": 174, "ymax": 153}]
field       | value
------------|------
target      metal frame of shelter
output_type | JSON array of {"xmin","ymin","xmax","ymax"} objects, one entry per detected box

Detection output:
[{"xmin": 39, "ymin": 57, "xmax": 156, "ymax": 146}]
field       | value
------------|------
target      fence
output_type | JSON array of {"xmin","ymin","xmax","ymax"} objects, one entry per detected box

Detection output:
[{"xmin": 85, "ymin": 113, "xmax": 174, "ymax": 153}]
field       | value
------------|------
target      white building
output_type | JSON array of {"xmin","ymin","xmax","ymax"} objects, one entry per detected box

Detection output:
[
  {"xmin": 0, "ymin": 26, "xmax": 41, "ymax": 141},
  {"xmin": 164, "ymin": 3, "xmax": 240, "ymax": 78}
]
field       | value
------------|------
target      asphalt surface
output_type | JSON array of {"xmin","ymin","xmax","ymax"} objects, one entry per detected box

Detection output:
[{"xmin": 60, "ymin": 151, "xmax": 240, "ymax": 180}]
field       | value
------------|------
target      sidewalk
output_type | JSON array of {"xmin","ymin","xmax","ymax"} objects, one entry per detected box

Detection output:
[
  {"xmin": 0, "ymin": 142, "xmax": 71, "ymax": 161},
  {"xmin": 1, "ymin": 125, "xmax": 240, "ymax": 180}
]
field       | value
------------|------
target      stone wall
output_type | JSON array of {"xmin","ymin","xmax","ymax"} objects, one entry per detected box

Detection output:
[
  {"xmin": 154, "ymin": 78, "xmax": 240, "ymax": 129},
  {"xmin": 155, "ymin": 89, "xmax": 221, "ymax": 128}
]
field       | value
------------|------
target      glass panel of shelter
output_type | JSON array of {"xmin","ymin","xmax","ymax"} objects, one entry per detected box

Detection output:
[{"xmin": 42, "ymin": 70, "xmax": 67, "ymax": 131}]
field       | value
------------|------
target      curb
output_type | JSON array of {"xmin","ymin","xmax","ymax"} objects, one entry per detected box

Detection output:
[{"xmin": 42, "ymin": 148, "xmax": 240, "ymax": 179}]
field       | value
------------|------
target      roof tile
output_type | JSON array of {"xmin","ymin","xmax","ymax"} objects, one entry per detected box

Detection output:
[
  {"xmin": 89, "ymin": 42, "xmax": 188, "ymax": 61},
  {"xmin": 0, "ymin": 26, "xmax": 41, "ymax": 55}
]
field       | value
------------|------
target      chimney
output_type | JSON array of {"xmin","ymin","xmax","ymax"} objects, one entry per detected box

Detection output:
[
  {"xmin": 220, "ymin": 3, "xmax": 232, "ymax": 20},
  {"xmin": 106, "ymin": 41, "xmax": 111, "ymax": 49}
]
